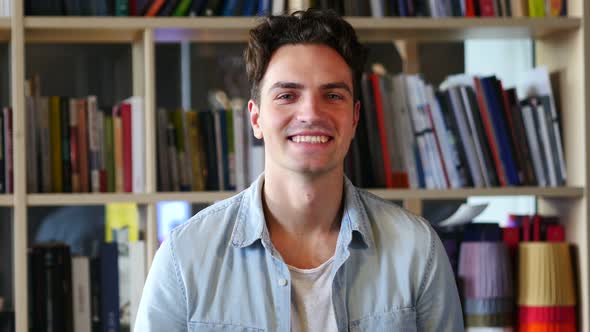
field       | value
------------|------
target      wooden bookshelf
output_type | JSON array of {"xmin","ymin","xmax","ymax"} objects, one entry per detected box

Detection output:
[
  {"xmin": 22, "ymin": 16, "xmax": 581, "ymax": 42},
  {"xmin": 24, "ymin": 187, "xmax": 585, "ymax": 206},
  {"xmin": 8, "ymin": 0, "xmax": 590, "ymax": 331}
]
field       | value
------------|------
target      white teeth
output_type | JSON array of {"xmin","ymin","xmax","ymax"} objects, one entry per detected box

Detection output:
[{"xmin": 291, "ymin": 135, "xmax": 329, "ymax": 143}]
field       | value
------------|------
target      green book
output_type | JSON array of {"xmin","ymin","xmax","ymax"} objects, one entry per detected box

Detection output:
[
  {"xmin": 172, "ymin": 0, "xmax": 193, "ymax": 16},
  {"xmin": 115, "ymin": 0, "xmax": 129, "ymax": 16},
  {"xmin": 104, "ymin": 113, "xmax": 115, "ymax": 193}
]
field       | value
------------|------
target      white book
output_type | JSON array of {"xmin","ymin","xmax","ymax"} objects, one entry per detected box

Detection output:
[
  {"xmin": 392, "ymin": 74, "xmax": 419, "ymax": 188},
  {"xmin": 521, "ymin": 105, "xmax": 547, "ymax": 186},
  {"xmin": 129, "ymin": 241, "xmax": 146, "ymax": 332},
  {"xmin": 535, "ymin": 103, "xmax": 558, "ymax": 186},
  {"xmin": 518, "ymin": 67, "xmax": 566, "ymax": 185},
  {"xmin": 406, "ymin": 76, "xmax": 437, "ymax": 188},
  {"xmin": 71, "ymin": 256, "xmax": 92, "ymax": 332},
  {"xmin": 448, "ymin": 87, "xmax": 484, "ymax": 187},
  {"xmin": 272, "ymin": 0, "xmax": 286, "ymax": 14},
  {"xmin": 370, "ymin": 0, "xmax": 385, "ymax": 17},
  {"xmin": 459, "ymin": 86, "xmax": 491, "ymax": 187},
  {"xmin": 126, "ymin": 96, "xmax": 145, "ymax": 193},
  {"xmin": 426, "ymin": 86, "xmax": 463, "ymax": 188},
  {"xmin": 415, "ymin": 77, "xmax": 447, "ymax": 189}
]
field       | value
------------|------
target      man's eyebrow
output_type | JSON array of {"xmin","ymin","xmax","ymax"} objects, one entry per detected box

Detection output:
[
  {"xmin": 268, "ymin": 81, "xmax": 304, "ymax": 92},
  {"xmin": 267, "ymin": 81, "xmax": 352, "ymax": 95},
  {"xmin": 320, "ymin": 82, "xmax": 352, "ymax": 95}
]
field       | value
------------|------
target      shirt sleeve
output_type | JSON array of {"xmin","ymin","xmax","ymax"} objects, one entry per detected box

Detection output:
[
  {"xmin": 134, "ymin": 238, "xmax": 188, "ymax": 331},
  {"xmin": 416, "ymin": 230, "xmax": 465, "ymax": 331}
]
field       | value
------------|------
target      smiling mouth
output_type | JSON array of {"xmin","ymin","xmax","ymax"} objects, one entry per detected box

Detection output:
[{"xmin": 288, "ymin": 135, "xmax": 333, "ymax": 143}]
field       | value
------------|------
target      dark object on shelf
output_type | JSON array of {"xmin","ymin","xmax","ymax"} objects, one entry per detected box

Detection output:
[{"xmin": 0, "ymin": 311, "xmax": 14, "ymax": 332}]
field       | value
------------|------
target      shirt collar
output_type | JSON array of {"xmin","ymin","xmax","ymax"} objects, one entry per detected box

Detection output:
[{"xmin": 230, "ymin": 173, "xmax": 375, "ymax": 250}]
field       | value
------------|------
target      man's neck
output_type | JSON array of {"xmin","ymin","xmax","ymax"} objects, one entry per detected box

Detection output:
[{"xmin": 262, "ymin": 170, "xmax": 345, "ymax": 269}]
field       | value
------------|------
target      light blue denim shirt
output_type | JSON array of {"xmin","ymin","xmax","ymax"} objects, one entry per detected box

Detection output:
[{"xmin": 135, "ymin": 175, "xmax": 464, "ymax": 331}]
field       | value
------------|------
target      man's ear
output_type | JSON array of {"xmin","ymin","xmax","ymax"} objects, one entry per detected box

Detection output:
[{"xmin": 248, "ymin": 99, "xmax": 263, "ymax": 139}]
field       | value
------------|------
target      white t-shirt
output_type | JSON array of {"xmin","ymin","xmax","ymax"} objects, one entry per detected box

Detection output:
[{"xmin": 288, "ymin": 257, "xmax": 338, "ymax": 332}]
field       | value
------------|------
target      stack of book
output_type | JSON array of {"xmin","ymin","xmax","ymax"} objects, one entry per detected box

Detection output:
[
  {"xmin": 156, "ymin": 95, "xmax": 264, "ymax": 192},
  {"xmin": 23, "ymin": 0, "xmax": 568, "ymax": 17},
  {"xmin": 25, "ymin": 78, "xmax": 145, "ymax": 193},
  {"xmin": 346, "ymin": 67, "xmax": 566, "ymax": 189},
  {"xmin": 29, "ymin": 203, "xmax": 145, "ymax": 332}
]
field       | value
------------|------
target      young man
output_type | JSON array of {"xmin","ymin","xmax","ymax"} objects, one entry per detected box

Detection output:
[{"xmin": 136, "ymin": 9, "xmax": 463, "ymax": 331}]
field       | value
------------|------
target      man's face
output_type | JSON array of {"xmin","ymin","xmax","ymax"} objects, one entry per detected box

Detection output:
[{"xmin": 248, "ymin": 44, "xmax": 360, "ymax": 178}]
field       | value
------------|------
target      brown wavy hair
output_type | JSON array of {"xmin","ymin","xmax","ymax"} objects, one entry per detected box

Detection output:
[{"xmin": 244, "ymin": 9, "xmax": 367, "ymax": 105}]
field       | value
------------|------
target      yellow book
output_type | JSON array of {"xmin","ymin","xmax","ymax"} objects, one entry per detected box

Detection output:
[
  {"xmin": 49, "ymin": 96, "xmax": 62, "ymax": 193},
  {"xmin": 105, "ymin": 202, "xmax": 139, "ymax": 243},
  {"xmin": 528, "ymin": 0, "xmax": 545, "ymax": 17}
]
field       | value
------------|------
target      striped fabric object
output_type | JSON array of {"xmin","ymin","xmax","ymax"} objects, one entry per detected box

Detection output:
[
  {"xmin": 458, "ymin": 241, "xmax": 515, "ymax": 328},
  {"xmin": 459, "ymin": 242, "xmax": 514, "ymax": 299},
  {"xmin": 518, "ymin": 243, "xmax": 577, "ymax": 331}
]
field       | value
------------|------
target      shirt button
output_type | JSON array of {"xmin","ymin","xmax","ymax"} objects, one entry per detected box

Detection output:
[{"xmin": 278, "ymin": 278, "xmax": 288, "ymax": 286}]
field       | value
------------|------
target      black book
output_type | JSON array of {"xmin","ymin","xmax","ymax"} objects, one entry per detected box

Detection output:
[
  {"xmin": 60, "ymin": 97, "xmax": 72, "ymax": 193},
  {"xmin": 199, "ymin": 111, "xmax": 219, "ymax": 190},
  {"xmin": 30, "ymin": 243, "xmax": 73, "ymax": 332}
]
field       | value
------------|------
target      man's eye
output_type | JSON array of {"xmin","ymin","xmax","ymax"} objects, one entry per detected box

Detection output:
[
  {"xmin": 277, "ymin": 93, "xmax": 294, "ymax": 100},
  {"xmin": 327, "ymin": 93, "xmax": 344, "ymax": 100}
]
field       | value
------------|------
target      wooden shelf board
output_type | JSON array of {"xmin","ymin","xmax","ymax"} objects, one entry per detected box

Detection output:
[
  {"xmin": 26, "ymin": 187, "xmax": 584, "ymax": 205},
  {"xmin": 22, "ymin": 17, "xmax": 581, "ymax": 43},
  {"xmin": 0, "ymin": 195, "xmax": 13, "ymax": 206},
  {"xmin": 367, "ymin": 186, "xmax": 585, "ymax": 200}
]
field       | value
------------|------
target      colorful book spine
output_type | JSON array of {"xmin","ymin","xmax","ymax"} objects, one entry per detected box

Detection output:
[{"xmin": 49, "ymin": 97, "xmax": 63, "ymax": 192}]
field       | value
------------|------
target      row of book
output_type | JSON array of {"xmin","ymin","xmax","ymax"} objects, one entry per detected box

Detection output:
[
  {"xmin": 30, "ymin": 203, "xmax": 144, "ymax": 332},
  {"xmin": 346, "ymin": 67, "xmax": 566, "ymax": 189},
  {"xmin": 24, "ymin": 0, "xmax": 567, "ymax": 17},
  {"xmin": 25, "ymin": 93, "xmax": 146, "ymax": 193},
  {"xmin": 157, "ymin": 93, "xmax": 264, "ymax": 192}
]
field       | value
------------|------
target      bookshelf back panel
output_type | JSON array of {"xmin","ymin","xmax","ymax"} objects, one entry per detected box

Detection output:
[{"xmin": 25, "ymin": 44, "xmax": 132, "ymax": 107}]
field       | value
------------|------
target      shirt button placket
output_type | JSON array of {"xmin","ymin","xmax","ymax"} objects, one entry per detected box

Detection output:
[{"xmin": 278, "ymin": 278, "xmax": 288, "ymax": 287}]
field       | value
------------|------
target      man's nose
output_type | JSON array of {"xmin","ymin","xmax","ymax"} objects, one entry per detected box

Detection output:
[{"xmin": 295, "ymin": 94, "xmax": 323, "ymax": 123}]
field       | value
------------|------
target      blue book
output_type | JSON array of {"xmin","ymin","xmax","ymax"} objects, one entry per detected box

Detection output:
[
  {"xmin": 222, "ymin": 0, "xmax": 240, "ymax": 16},
  {"xmin": 100, "ymin": 243, "xmax": 120, "ymax": 332},
  {"xmin": 257, "ymin": 0, "xmax": 271, "ymax": 15},
  {"xmin": 480, "ymin": 77, "xmax": 520, "ymax": 185},
  {"xmin": 243, "ymin": 0, "xmax": 258, "ymax": 16}
]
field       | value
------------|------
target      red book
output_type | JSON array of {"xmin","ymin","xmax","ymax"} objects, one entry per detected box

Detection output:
[
  {"xmin": 77, "ymin": 99, "xmax": 89, "ymax": 193},
  {"xmin": 145, "ymin": 0, "xmax": 166, "ymax": 16},
  {"xmin": 479, "ymin": 0, "xmax": 496, "ymax": 16},
  {"xmin": 532, "ymin": 215, "xmax": 542, "ymax": 241},
  {"xmin": 120, "ymin": 102, "xmax": 133, "ymax": 193},
  {"xmin": 368, "ymin": 74, "xmax": 393, "ymax": 188},
  {"xmin": 473, "ymin": 78, "xmax": 507, "ymax": 186},
  {"xmin": 129, "ymin": 0, "xmax": 137, "ymax": 15},
  {"xmin": 502, "ymin": 227, "xmax": 520, "ymax": 248},
  {"xmin": 465, "ymin": 0, "xmax": 476, "ymax": 17},
  {"xmin": 546, "ymin": 224, "xmax": 565, "ymax": 242},
  {"xmin": 69, "ymin": 99, "xmax": 80, "ymax": 193}
]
